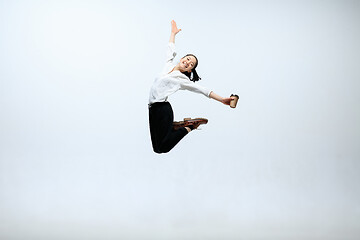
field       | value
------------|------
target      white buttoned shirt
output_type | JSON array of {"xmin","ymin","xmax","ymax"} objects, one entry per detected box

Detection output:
[{"xmin": 148, "ymin": 42, "xmax": 212, "ymax": 104}]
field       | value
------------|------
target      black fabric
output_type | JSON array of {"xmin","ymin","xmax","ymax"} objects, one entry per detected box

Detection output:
[{"xmin": 149, "ymin": 102, "xmax": 188, "ymax": 153}]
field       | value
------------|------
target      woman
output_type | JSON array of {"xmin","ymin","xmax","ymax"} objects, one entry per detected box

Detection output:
[{"xmin": 148, "ymin": 20, "xmax": 233, "ymax": 154}]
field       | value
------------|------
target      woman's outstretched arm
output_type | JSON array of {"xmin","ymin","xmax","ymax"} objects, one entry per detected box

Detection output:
[
  {"xmin": 169, "ymin": 20, "xmax": 181, "ymax": 43},
  {"xmin": 210, "ymin": 91, "xmax": 233, "ymax": 105}
]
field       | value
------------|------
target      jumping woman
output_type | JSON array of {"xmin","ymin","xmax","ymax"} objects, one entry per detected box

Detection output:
[{"xmin": 148, "ymin": 20, "xmax": 233, "ymax": 154}]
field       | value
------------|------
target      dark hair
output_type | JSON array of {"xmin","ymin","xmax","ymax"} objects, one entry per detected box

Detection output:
[{"xmin": 181, "ymin": 54, "xmax": 201, "ymax": 82}]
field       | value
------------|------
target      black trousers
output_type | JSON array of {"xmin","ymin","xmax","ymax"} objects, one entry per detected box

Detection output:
[{"xmin": 148, "ymin": 102, "xmax": 188, "ymax": 153}]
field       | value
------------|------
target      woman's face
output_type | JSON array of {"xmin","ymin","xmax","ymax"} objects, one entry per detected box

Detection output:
[{"xmin": 179, "ymin": 55, "xmax": 197, "ymax": 72}]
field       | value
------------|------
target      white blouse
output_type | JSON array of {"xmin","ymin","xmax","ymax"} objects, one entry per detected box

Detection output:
[{"xmin": 148, "ymin": 42, "xmax": 212, "ymax": 104}]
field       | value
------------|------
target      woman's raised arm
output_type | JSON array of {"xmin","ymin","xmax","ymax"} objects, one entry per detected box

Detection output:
[{"xmin": 169, "ymin": 20, "xmax": 181, "ymax": 43}]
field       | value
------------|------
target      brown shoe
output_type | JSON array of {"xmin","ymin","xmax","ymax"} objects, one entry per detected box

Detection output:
[
  {"xmin": 173, "ymin": 118, "xmax": 208, "ymax": 130},
  {"xmin": 173, "ymin": 120, "xmax": 185, "ymax": 130}
]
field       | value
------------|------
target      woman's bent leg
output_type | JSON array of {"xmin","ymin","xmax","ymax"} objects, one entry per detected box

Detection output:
[
  {"xmin": 160, "ymin": 127, "xmax": 188, "ymax": 153},
  {"xmin": 149, "ymin": 102, "xmax": 188, "ymax": 153}
]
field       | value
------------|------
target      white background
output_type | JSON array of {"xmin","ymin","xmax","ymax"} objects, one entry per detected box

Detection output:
[{"xmin": 1, "ymin": 0, "xmax": 359, "ymax": 239}]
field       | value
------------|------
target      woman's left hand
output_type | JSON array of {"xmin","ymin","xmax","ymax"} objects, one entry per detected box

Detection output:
[{"xmin": 221, "ymin": 97, "xmax": 232, "ymax": 105}]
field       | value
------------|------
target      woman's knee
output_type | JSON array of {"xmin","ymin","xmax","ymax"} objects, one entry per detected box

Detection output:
[
  {"xmin": 153, "ymin": 146, "xmax": 169, "ymax": 154},
  {"xmin": 154, "ymin": 144, "xmax": 171, "ymax": 154}
]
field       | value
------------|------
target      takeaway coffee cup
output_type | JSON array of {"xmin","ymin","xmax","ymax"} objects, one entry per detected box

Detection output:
[{"xmin": 230, "ymin": 94, "xmax": 239, "ymax": 108}]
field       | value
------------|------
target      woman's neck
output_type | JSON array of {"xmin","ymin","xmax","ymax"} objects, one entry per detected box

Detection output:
[{"xmin": 170, "ymin": 64, "xmax": 181, "ymax": 73}]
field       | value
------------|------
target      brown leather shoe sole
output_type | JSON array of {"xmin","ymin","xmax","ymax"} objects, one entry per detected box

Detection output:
[{"xmin": 173, "ymin": 118, "xmax": 208, "ymax": 130}]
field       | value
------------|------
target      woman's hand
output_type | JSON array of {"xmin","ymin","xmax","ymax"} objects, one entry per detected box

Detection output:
[
  {"xmin": 221, "ymin": 97, "xmax": 233, "ymax": 105},
  {"xmin": 171, "ymin": 20, "xmax": 181, "ymax": 35},
  {"xmin": 210, "ymin": 91, "xmax": 233, "ymax": 106},
  {"xmin": 170, "ymin": 20, "xmax": 181, "ymax": 43}
]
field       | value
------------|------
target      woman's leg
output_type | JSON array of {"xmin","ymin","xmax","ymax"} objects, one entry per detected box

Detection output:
[{"xmin": 149, "ymin": 102, "xmax": 188, "ymax": 153}]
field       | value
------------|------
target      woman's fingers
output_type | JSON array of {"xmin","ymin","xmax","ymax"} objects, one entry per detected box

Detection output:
[
  {"xmin": 223, "ymin": 97, "xmax": 232, "ymax": 105},
  {"xmin": 171, "ymin": 20, "xmax": 181, "ymax": 34}
]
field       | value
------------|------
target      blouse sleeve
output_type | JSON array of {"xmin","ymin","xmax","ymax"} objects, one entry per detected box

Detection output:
[
  {"xmin": 166, "ymin": 42, "xmax": 177, "ymax": 63},
  {"xmin": 160, "ymin": 42, "xmax": 177, "ymax": 75},
  {"xmin": 179, "ymin": 79, "xmax": 212, "ymax": 98}
]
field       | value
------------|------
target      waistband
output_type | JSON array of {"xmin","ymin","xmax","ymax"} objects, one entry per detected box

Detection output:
[{"xmin": 148, "ymin": 101, "xmax": 170, "ymax": 109}]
